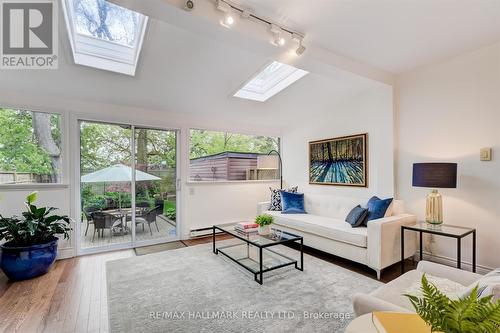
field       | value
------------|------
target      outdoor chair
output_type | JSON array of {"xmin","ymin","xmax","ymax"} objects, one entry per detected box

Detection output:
[
  {"xmin": 92, "ymin": 212, "xmax": 122, "ymax": 242},
  {"xmin": 83, "ymin": 206, "xmax": 101, "ymax": 236},
  {"xmin": 135, "ymin": 206, "xmax": 160, "ymax": 236}
]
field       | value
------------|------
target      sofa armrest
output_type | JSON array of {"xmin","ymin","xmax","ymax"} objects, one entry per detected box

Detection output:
[
  {"xmin": 367, "ymin": 214, "xmax": 417, "ymax": 272},
  {"xmin": 352, "ymin": 293, "xmax": 411, "ymax": 316},
  {"xmin": 417, "ymin": 260, "xmax": 482, "ymax": 286},
  {"xmin": 257, "ymin": 201, "xmax": 270, "ymax": 215}
]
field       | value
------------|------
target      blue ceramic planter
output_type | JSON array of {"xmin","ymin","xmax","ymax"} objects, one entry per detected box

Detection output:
[{"xmin": 0, "ymin": 237, "xmax": 58, "ymax": 281}]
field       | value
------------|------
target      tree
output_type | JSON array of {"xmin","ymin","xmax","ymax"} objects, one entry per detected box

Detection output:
[
  {"xmin": 74, "ymin": 0, "xmax": 139, "ymax": 46},
  {"xmin": 0, "ymin": 109, "xmax": 59, "ymax": 182},
  {"xmin": 32, "ymin": 112, "xmax": 61, "ymax": 182}
]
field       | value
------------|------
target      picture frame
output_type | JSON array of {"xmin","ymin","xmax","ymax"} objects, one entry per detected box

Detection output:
[{"xmin": 309, "ymin": 133, "xmax": 368, "ymax": 187}]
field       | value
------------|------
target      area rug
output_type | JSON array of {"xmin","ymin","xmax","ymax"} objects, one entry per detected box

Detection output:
[
  {"xmin": 107, "ymin": 242, "xmax": 382, "ymax": 333},
  {"xmin": 134, "ymin": 241, "xmax": 186, "ymax": 256}
]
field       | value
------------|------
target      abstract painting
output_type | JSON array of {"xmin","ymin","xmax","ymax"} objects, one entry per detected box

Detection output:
[{"xmin": 309, "ymin": 133, "xmax": 367, "ymax": 186}]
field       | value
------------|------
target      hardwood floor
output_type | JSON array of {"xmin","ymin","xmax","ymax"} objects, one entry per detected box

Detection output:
[{"xmin": 0, "ymin": 235, "xmax": 414, "ymax": 333}]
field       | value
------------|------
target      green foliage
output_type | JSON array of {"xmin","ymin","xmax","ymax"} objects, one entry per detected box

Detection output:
[
  {"xmin": 0, "ymin": 192, "xmax": 72, "ymax": 246},
  {"xmin": 163, "ymin": 201, "xmax": 176, "ymax": 221},
  {"xmin": 405, "ymin": 274, "xmax": 500, "ymax": 333},
  {"xmin": 189, "ymin": 129, "xmax": 279, "ymax": 159},
  {"xmin": 0, "ymin": 108, "xmax": 60, "ymax": 175},
  {"xmin": 255, "ymin": 214, "xmax": 274, "ymax": 227}
]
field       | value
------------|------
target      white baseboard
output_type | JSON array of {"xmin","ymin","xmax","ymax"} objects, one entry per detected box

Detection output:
[
  {"xmin": 417, "ymin": 251, "xmax": 492, "ymax": 275},
  {"xmin": 57, "ymin": 247, "xmax": 75, "ymax": 259}
]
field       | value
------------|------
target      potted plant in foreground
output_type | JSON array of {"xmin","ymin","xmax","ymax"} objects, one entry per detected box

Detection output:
[
  {"xmin": 0, "ymin": 192, "xmax": 71, "ymax": 281},
  {"xmin": 255, "ymin": 214, "xmax": 274, "ymax": 236},
  {"xmin": 405, "ymin": 274, "xmax": 500, "ymax": 333}
]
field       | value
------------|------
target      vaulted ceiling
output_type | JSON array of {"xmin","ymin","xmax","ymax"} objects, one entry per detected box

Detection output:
[{"xmin": 241, "ymin": 0, "xmax": 500, "ymax": 73}]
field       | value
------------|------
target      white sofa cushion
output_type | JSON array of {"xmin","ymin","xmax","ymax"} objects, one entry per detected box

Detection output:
[{"xmin": 265, "ymin": 210, "xmax": 368, "ymax": 248}]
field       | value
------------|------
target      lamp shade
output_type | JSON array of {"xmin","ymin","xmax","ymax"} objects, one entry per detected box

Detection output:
[{"xmin": 412, "ymin": 163, "xmax": 457, "ymax": 188}]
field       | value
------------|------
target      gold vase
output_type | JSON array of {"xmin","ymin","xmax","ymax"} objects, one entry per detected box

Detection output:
[{"xmin": 425, "ymin": 189, "xmax": 443, "ymax": 224}]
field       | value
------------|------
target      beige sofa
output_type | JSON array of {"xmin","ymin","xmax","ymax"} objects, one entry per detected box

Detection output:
[
  {"xmin": 352, "ymin": 260, "xmax": 483, "ymax": 315},
  {"xmin": 257, "ymin": 193, "xmax": 417, "ymax": 279}
]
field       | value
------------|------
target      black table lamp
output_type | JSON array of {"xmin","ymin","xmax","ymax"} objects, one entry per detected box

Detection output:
[{"xmin": 412, "ymin": 163, "xmax": 457, "ymax": 224}]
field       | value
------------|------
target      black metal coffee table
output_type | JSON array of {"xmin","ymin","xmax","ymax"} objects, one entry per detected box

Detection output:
[{"xmin": 213, "ymin": 223, "xmax": 303, "ymax": 284}]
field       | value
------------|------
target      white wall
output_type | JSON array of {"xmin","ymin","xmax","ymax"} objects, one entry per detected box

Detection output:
[
  {"xmin": 395, "ymin": 42, "xmax": 500, "ymax": 271},
  {"xmin": 281, "ymin": 85, "xmax": 395, "ymax": 200}
]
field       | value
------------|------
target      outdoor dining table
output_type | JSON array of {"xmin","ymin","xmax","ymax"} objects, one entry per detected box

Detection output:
[{"xmin": 102, "ymin": 208, "xmax": 147, "ymax": 234}]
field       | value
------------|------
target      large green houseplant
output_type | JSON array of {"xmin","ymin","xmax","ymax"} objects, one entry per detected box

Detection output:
[
  {"xmin": 0, "ymin": 192, "xmax": 72, "ymax": 280},
  {"xmin": 405, "ymin": 274, "xmax": 500, "ymax": 333}
]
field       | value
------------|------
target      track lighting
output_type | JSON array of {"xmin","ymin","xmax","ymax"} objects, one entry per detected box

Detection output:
[
  {"xmin": 292, "ymin": 33, "xmax": 306, "ymax": 55},
  {"xmin": 271, "ymin": 24, "xmax": 286, "ymax": 47},
  {"xmin": 213, "ymin": 0, "xmax": 306, "ymax": 55},
  {"xmin": 216, "ymin": 0, "xmax": 234, "ymax": 28}
]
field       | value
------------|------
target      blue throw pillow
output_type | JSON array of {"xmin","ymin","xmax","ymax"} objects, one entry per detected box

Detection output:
[
  {"xmin": 281, "ymin": 191, "xmax": 306, "ymax": 214},
  {"xmin": 365, "ymin": 196, "xmax": 393, "ymax": 224},
  {"xmin": 345, "ymin": 205, "xmax": 369, "ymax": 227}
]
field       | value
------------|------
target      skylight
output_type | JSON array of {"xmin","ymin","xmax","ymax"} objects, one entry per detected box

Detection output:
[
  {"xmin": 62, "ymin": 0, "xmax": 148, "ymax": 76},
  {"xmin": 234, "ymin": 61, "xmax": 309, "ymax": 102}
]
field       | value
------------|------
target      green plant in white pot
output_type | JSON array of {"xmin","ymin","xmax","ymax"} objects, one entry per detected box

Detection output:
[{"xmin": 255, "ymin": 214, "xmax": 273, "ymax": 236}]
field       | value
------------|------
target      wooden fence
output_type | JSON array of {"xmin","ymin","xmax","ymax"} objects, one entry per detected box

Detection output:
[{"xmin": 0, "ymin": 172, "xmax": 51, "ymax": 184}]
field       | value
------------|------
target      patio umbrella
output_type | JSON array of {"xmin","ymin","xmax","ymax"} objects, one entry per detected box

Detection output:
[{"xmin": 81, "ymin": 164, "xmax": 161, "ymax": 208}]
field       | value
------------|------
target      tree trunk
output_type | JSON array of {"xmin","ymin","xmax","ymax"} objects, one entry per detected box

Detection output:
[
  {"xmin": 32, "ymin": 113, "xmax": 61, "ymax": 182},
  {"xmin": 136, "ymin": 129, "xmax": 148, "ymax": 171}
]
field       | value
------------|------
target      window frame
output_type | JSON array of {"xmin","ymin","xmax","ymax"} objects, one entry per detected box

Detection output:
[
  {"xmin": 187, "ymin": 127, "xmax": 281, "ymax": 184},
  {"xmin": 0, "ymin": 106, "xmax": 68, "ymax": 189},
  {"xmin": 62, "ymin": 0, "xmax": 149, "ymax": 76},
  {"xmin": 233, "ymin": 61, "xmax": 309, "ymax": 102}
]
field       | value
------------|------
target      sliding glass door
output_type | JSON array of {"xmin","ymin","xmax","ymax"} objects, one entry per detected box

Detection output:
[
  {"xmin": 79, "ymin": 121, "xmax": 177, "ymax": 251},
  {"xmin": 134, "ymin": 127, "xmax": 177, "ymax": 244}
]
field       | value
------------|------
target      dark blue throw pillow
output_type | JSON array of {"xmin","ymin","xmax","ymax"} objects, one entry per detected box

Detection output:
[
  {"xmin": 345, "ymin": 205, "xmax": 369, "ymax": 227},
  {"xmin": 365, "ymin": 196, "xmax": 393, "ymax": 224},
  {"xmin": 281, "ymin": 191, "xmax": 306, "ymax": 214}
]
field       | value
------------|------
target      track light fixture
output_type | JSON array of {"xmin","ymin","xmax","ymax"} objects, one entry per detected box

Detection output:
[
  {"xmin": 216, "ymin": 0, "xmax": 234, "ymax": 28},
  {"xmin": 213, "ymin": 0, "xmax": 306, "ymax": 55},
  {"xmin": 292, "ymin": 33, "xmax": 306, "ymax": 55},
  {"xmin": 271, "ymin": 24, "xmax": 285, "ymax": 47}
]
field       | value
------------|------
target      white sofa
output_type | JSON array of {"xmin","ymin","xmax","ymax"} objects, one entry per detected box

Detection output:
[
  {"xmin": 352, "ymin": 260, "xmax": 483, "ymax": 316},
  {"xmin": 257, "ymin": 194, "xmax": 417, "ymax": 279}
]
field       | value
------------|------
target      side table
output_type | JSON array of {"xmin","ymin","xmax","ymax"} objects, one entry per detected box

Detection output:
[{"xmin": 401, "ymin": 222, "xmax": 476, "ymax": 274}]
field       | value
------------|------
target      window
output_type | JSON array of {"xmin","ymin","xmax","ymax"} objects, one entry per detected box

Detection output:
[
  {"xmin": 189, "ymin": 129, "xmax": 280, "ymax": 182},
  {"xmin": 62, "ymin": 0, "xmax": 148, "ymax": 76},
  {"xmin": 234, "ymin": 61, "xmax": 309, "ymax": 102},
  {"xmin": 0, "ymin": 108, "xmax": 62, "ymax": 184}
]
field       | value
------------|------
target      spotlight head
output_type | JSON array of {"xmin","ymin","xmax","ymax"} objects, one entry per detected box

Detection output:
[
  {"xmin": 275, "ymin": 36, "xmax": 285, "ymax": 46},
  {"xmin": 184, "ymin": 0, "xmax": 194, "ymax": 11},
  {"xmin": 223, "ymin": 14, "xmax": 234, "ymax": 26},
  {"xmin": 292, "ymin": 33, "xmax": 306, "ymax": 55},
  {"xmin": 270, "ymin": 24, "xmax": 286, "ymax": 47},
  {"xmin": 295, "ymin": 44, "xmax": 306, "ymax": 55}
]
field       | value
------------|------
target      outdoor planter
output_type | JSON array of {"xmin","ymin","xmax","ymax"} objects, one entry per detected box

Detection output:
[{"xmin": 0, "ymin": 237, "xmax": 58, "ymax": 280}]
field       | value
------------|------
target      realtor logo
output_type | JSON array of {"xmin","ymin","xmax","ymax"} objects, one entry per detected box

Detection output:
[{"xmin": 1, "ymin": 0, "xmax": 58, "ymax": 69}]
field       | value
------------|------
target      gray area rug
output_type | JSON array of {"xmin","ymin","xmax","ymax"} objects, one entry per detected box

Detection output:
[{"xmin": 107, "ymin": 242, "xmax": 382, "ymax": 333}]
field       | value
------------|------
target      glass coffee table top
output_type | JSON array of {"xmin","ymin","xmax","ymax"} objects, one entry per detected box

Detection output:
[
  {"xmin": 215, "ymin": 223, "xmax": 302, "ymax": 248},
  {"xmin": 404, "ymin": 222, "xmax": 475, "ymax": 237}
]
